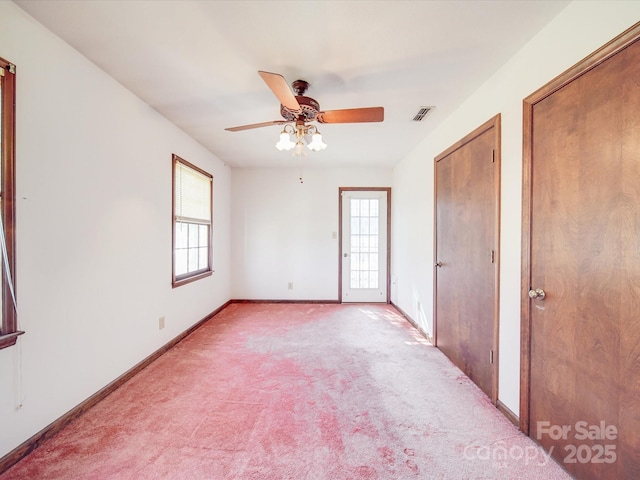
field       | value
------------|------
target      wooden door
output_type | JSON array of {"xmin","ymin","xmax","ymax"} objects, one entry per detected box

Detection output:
[
  {"xmin": 435, "ymin": 115, "xmax": 500, "ymax": 402},
  {"xmin": 522, "ymin": 25, "xmax": 640, "ymax": 480}
]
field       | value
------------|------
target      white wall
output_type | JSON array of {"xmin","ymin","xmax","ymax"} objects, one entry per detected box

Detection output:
[
  {"xmin": 0, "ymin": 2, "xmax": 231, "ymax": 458},
  {"xmin": 391, "ymin": 1, "xmax": 640, "ymax": 416},
  {"xmin": 231, "ymin": 167, "xmax": 392, "ymax": 300}
]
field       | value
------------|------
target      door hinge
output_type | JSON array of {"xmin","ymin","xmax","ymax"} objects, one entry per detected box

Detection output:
[
  {"xmin": 492, "ymin": 149, "xmax": 495, "ymax": 163},
  {"xmin": 490, "ymin": 250, "xmax": 495, "ymax": 263},
  {"xmin": 490, "ymin": 350, "xmax": 494, "ymax": 364}
]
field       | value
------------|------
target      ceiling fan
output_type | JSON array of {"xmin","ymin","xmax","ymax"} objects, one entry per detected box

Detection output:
[{"xmin": 225, "ymin": 71, "xmax": 384, "ymax": 154}]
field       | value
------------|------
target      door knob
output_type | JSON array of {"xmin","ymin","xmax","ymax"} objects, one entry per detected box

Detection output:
[
  {"xmin": 435, "ymin": 261, "xmax": 443, "ymax": 268},
  {"xmin": 344, "ymin": 253, "xmax": 348, "ymax": 257},
  {"xmin": 528, "ymin": 288, "xmax": 546, "ymax": 300}
]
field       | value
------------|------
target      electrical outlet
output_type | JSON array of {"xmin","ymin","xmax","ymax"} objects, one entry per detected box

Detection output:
[
  {"xmin": 159, "ymin": 316, "xmax": 165, "ymax": 330},
  {"xmin": 288, "ymin": 282, "xmax": 293, "ymax": 290}
]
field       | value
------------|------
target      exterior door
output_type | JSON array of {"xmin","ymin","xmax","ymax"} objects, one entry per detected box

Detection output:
[
  {"xmin": 340, "ymin": 188, "xmax": 389, "ymax": 303},
  {"xmin": 434, "ymin": 115, "xmax": 500, "ymax": 403},
  {"xmin": 522, "ymin": 26, "xmax": 640, "ymax": 479}
]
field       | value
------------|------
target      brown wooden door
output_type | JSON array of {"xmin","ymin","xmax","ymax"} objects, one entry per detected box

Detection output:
[
  {"xmin": 522, "ymin": 27, "xmax": 640, "ymax": 480},
  {"xmin": 435, "ymin": 116, "xmax": 500, "ymax": 402}
]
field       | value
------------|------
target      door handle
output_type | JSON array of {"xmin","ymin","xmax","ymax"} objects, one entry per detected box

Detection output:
[
  {"xmin": 435, "ymin": 261, "xmax": 443, "ymax": 268},
  {"xmin": 528, "ymin": 288, "xmax": 546, "ymax": 300},
  {"xmin": 344, "ymin": 253, "xmax": 348, "ymax": 258}
]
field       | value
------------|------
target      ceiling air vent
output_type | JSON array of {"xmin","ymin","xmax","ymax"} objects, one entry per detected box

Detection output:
[{"xmin": 412, "ymin": 106, "xmax": 434, "ymax": 122}]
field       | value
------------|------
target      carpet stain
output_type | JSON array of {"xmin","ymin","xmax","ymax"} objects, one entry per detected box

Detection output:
[
  {"xmin": 406, "ymin": 458, "xmax": 420, "ymax": 474},
  {"xmin": 379, "ymin": 445, "xmax": 396, "ymax": 467},
  {"xmin": 352, "ymin": 411, "xmax": 379, "ymax": 438},
  {"xmin": 353, "ymin": 465, "xmax": 378, "ymax": 479},
  {"xmin": 319, "ymin": 408, "xmax": 345, "ymax": 452}
]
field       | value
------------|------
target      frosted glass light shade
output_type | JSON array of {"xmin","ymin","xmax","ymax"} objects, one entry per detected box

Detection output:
[
  {"xmin": 307, "ymin": 132, "xmax": 327, "ymax": 151},
  {"xmin": 275, "ymin": 132, "xmax": 295, "ymax": 151},
  {"xmin": 293, "ymin": 140, "xmax": 306, "ymax": 156}
]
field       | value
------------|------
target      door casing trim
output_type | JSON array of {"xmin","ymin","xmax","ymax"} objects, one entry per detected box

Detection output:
[
  {"xmin": 433, "ymin": 114, "xmax": 501, "ymax": 405},
  {"xmin": 520, "ymin": 21, "xmax": 640, "ymax": 434}
]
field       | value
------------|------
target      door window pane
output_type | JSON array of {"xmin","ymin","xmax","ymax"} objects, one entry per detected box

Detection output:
[{"xmin": 349, "ymin": 198, "xmax": 380, "ymax": 290}]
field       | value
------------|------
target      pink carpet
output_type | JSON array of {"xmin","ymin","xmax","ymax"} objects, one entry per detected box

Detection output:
[{"xmin": 0, "ymin": 303, "xmax": 571, "ymax": 479}]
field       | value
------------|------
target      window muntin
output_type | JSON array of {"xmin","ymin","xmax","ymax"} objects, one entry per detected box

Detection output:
[
  {"xmin": 0, "ymin": 58, "xmax": 20, "ymax": 349},
  {"xmin": 172, "ymin": 155, "xmax": 212, "ymax": 287}
]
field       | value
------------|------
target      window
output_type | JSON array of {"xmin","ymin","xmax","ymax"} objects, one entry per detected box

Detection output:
[
  {"xmin": 0, "ymin": 57, "xmax": 20, "ymax": 349},
  {"xmin": 172, "ymin": 154, "xmax": 213, "ymax": 287},
  {"xmin": 349, "ymin": 198, "xmax": 380, "ymax": 289}
]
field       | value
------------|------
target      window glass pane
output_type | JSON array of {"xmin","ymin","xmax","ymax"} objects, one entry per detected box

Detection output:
[
  {"xmin": 351, "ymin": 217, "xmax": 359, "ymax": 234},
  {"xmin": 199, "ymin": 224, "xmax": 209, "ymax": 246},
  {"xmin": 350, "ymin": 198, "xmax": 360, "ymax": 216},
  {"xmin": 370, "ymin": 253, "xmax": 379, "ymax": 271},
  {"xmin": 188, "ymin": 223, "xmax": 198, "ymax": 247},
  {"xmin": 175, "ymin": 250, "xmax": 188, "ymax": 276},
  {"xmin": 370, "ymin": 217, "xmax": 379, "ymax": 235},
  {"xmin": 360, "ymin": 217, "xmax": 369, "ymax": 235},
  {"xmin": 352, "ymin": 253, "xmax": 360, "ymax": 270},
  {"xmin": 350, "ymin": 271, "xmax": 359, "ymax": 289},
  {"xmin": 370, "ymin": 236, "xmax": 379, "ymax": 252},
  {"xmin": 360, "ymin": 235, "xmax": 369, "ymax": 251},
  {"xmin": 176, "ymin": 222, "xmax": 188, "ymax": 249},
  {"xmin": 346, "ymin": 194, "xmax": 385, "ymax": 295},
  {"xmin": 198, "ymin": 247, "xmax": 208, "ymax": 270},
  {"xmin": 370, "ymin": 199, "xmax": 379, "ymax": 217},
  {"xmin": 188, "ymin": 247, "xmax": 198, "ymax": 272},
  {"xmin": 350, "ymin": 235, "xmax": 360, "ymax": 253},
  {"xmin": 361, "ymin": 200, "xmax": 370, "ymax": 216},
  {"xmin": 361, "ymin": 253, "xmax": 369, "ymax": 270},
  {"xmin": 176, "ymin": 223, "xmax": 211, "ymax": 277}
]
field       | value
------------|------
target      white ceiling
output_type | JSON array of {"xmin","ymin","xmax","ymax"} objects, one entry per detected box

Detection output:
[{"xmin": 14, "ymin": 0, "xmax": 569, "ymax": 169}]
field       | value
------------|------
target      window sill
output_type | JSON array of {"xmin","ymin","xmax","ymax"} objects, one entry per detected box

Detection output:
[
  {"xmin": 172, "ymin": 270, "xmax": 213, "ymax": 288},
  {"xmin": 0, "ymin": 330, "xmax": 25, "ymax": 350}
]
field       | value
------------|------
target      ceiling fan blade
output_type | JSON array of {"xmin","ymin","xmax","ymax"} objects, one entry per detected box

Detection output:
[
  {"xmin": 258, "ymin": 71, "xmax": 301, "ymax": 111},
  {"xmin": 225, "ymin": 120, "xmax": 288, "ymax": 132},
  {"xmin": 317, "ymin": 107, "xmax": 384, "ymax": 124}
]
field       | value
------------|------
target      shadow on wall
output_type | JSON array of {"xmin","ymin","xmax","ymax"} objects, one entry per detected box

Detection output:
[
  {"xmin": 412, "ymin": 288, "xmax": 432, "ymax": 343},
  {"xmin": 390, "ymin": 276, "xmax": 432, "ymax": 343}
]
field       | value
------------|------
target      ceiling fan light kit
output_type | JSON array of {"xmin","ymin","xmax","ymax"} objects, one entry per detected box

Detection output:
[
  {"xmin": 276, "ymin": 122, "xmax": 327, "ymax": 154},
  {"xmin": 226, "ymin": 71, "xmax": 383, "ymax": 158}
]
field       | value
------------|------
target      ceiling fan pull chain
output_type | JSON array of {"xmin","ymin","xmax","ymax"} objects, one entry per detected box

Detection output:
[{"xmin": 299, "ymin": 156, "xmax": 304, "ymax": 184}]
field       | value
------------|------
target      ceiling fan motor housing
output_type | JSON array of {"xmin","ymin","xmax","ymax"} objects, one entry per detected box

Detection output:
[
  {"xmin": 280, "ymin": 79, "xmax": 320, "ymax": 121},
  {"xmin": 280, "ymin": 96, "xmax": 320, "ymax": 121}
]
